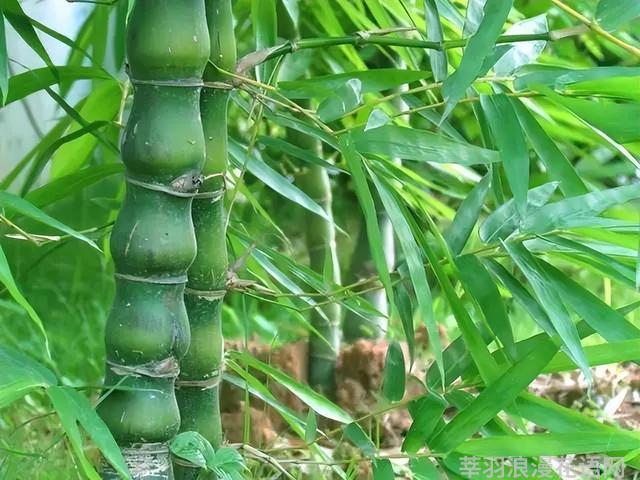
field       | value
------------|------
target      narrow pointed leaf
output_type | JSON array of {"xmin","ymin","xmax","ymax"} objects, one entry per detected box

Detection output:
[
  {"xmin": 351, "ymin": 126, "xmax": 500, "ymax": 166},
  {"xmin": 445, "ymin": 174, "xmax": 491, "ymax": 255},
  {"xmin": 596, "ymin": 0, "xmax": 640, "ymax": 31},
  {"xmin": 443, "ymin": 0, "xmax": 513, "ymax": 112},
  {"xmin": 317, "ymin": 78, "xmax": 362, "ymax": 122},
  {"xmin": 481, "ymin": 94, "xmax": 529, "ymax": 220},
  {"xmin": 424, "ymin": 0, "xmax": 447, "ymax": 82},
  {"xmin": 403, "ymin": 394, "xmax": 447, "ymax": 453},
  {"xmin": 382, "ymin": 341, "xmax": 405, "ymax": 402}
]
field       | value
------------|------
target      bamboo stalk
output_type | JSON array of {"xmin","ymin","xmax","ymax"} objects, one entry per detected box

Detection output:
[
  {"xmin": 97, "ymin": 2, "xmax": 210, "ymax": 479},
  {"xmin": 174, "ymin": 1, "xmax": 236, "ymax": 477}
]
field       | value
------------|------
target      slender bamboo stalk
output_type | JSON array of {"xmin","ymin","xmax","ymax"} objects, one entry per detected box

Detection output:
[
  {"xmin": 97, "ymin": 2, "xmax": 210, "ymax": 479},
  {"xmin": 297, "ymin": 156, "xmax": 342, "ymax": 397},
  {"xmin": 174, "ymin": 1, "xmax": 236, "ymax": 477}
]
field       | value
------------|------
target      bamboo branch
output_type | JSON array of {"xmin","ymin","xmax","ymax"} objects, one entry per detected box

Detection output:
[{"xmin": 238, "ymin": 29, "xmax": 585, "ymax": 72}]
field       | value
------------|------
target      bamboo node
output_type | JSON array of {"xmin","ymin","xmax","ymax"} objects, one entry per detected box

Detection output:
[
  {"xmin": 176, "ymin": 370, "xmax": 223, "ymax": 389},
  {"xmin": 107, "ymin": 357, "xmax": 180, "ymax": 378},
  {"xmin": 126, "ymin": 175, "xmax": 201, "ymax": 198},
  {"xmin": 184, "ymin": 287, "xmax": 227, "ymax": 300},
  {"xmin": 193, "ymin": 188, "xmax": 225, "ymax": 201},
  {"xmin": 114, "ymin": 272, "xmax": 188, "ymax": 285},
  {"xmin": 129, "ymin": 77, "xmax": 204, "ymax": 88}
]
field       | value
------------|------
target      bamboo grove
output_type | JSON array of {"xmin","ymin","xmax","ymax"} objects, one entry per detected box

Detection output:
[{"xmin": 1, "ymin": 0, "xmax": 640, "ymax": 479}]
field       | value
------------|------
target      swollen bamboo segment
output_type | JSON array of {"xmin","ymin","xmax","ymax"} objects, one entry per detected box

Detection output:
[
  {"xmin": 174, "ymin": 1, "xmax": 236, "ymax": 477},
  {"xmin": 98, "ymin": 2, "xmax": 210, "ymax": 478}
]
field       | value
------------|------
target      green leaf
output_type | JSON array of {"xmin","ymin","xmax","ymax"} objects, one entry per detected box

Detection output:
[
  {"xmin": 410, "ymin": 457, "xmax": 441, "ymax": 480},
  {"xmin": 458, "ymin": 432, "xmax": 640, "ymax": 457},
  {"xmin": 279, "ymin": 69, "xmax": 432, "ymax": 99},
  {"xmin": 344, "ymin": 422, "xmax": 376, "ymax": 457},
  {"xmin": 282, "ymin": 0, "xmax": 299, "ymax": 27},
  {"xmin": 48, "ymin": 386, "xmax": 130, "ymax": 480},
  {"xmin": 2, "ymin": 0, "xmax": 53, "ymax": 68},
  {"xmin": 317, "ymin": 78, "xmax": 362, "ymax": 122},
  {"xmin": 229, "ymin": 139, "xmax": 331, "ymax": 223},
  {"xmin": 373, "ymin": 458, "xmax": 395, "ymax": 480},
  {"xmin": 25, "ymin": 164, "xmax": 124, "ymax": 209},
  {"xmin": 305, "ymin": 410, "xmax": 318, "ymax": 444},
  {"xmin": 535, "ymin": 85, "xmax": 640, "ymax": 144},
  {"xmin": 341, "ymin": 138, "xmax": 394, "ymax": 313},
  {"xmin": 504, "ymin": 242, "xmax": 591, "ymax": 381},
  {"xmin": 429, "ymin": 338, "xmax": 558, "ymax": 453},
  {"xmin": 382, "ymin": 341, "xmax": 405, "ymax": 402},
  {"xmin": 443, "ymin": 0, "xmax": 513, "ymax": 113},
  {"xmin": 522, "ymin": 184, "xmax": 640, "ymax": 235},
  {"xmin": 480, "ymin": 94, "xmax": 529, "ymax": 219},
  {"xmin": 596, "ymin": 0, "xmax": 640, "ymax": 31},
  {"xmin": 456, "ymin": 255, "xmax": 517, "ymax": 360},
  {"xmin": 544, "ymin": 338, "xmax": 640, "ymax": 372},
  {"xmin": 0, "ymin": 244, "xmax": 49, "ymax": 356},
  {"xmin": 252, "ymin": 0, "xmax": 277, "ymax": 82},
  {"xmin": 479, "ymin": 182, "xmax": 558, "ymax": 243},
  {"xmin": 0, "ymin": 191, "xmax": 99, "ymax": 250},
  {"xmin": 0, "ymin": 346, "xmax": 56, "ymax": 408},
  {"xmin": 258, "ymin": 136, "xmax": 343, "ymax": 173},
  {"xmin": 170, "ymin": 431, "xmax": 213, "ymax": 469},
  {"xmin": 445, "ymin": 174, "xmax": 491, "ymax": 255},
  {"xmin": 493, "ymin": 15, "xmax": 548, "ymax": 76},
  {"xmin": 0, "ymin": 7, "xmax": 8, "ymax": 104},
  {"xmin": 365, "ymin": 108, "xmax": 391, "ymax": 132},
  {"xmin": 514, "ymin": 65, "xmax": 640, "ymax": 93},
  {"xmin": 228, "ymin": 351, "xmax": 352, "ymax": 423},
  {"xmin": 50, "ymin": 80, "xmax": 121, "ymax": 178},
  {"xmin": 4, "ymin": 66, "xmax": 111, "ymax": 105},
  {"xmin": 510, "ymin": 97, "xmax": 587, "ymax": 197},
  {"xmin": 395, "ymin": 282, "xmax": 415, "ymax": 365},
  {"xmin": 540, "ymin": 261, "xmax": 640, "ymax": 342},
  {"xmin": 403, "ymin": 394, "xmax": 447, "ymax": 454},
  {"xmin": 371, "ymin": 173, "xmax": 444, "ymax": 381},
  {"xmin": 351, "ymin": 126, "xmax": 500, "ymax": 166},
  {"xmin": 424, "ymin": 0, "xmax": 447, "ymax": 82}
]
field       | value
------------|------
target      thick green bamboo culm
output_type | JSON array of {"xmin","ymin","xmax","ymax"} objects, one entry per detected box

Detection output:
[
  {"xmin": 97, "ymin": 2, "xmax": 210, "ymax": 479},
  {"xmin": 174, "ymin": 1, "xmax": 236, "ymax": 477},
  {"xmin": 293, "ymin": 130, "xmax": 342, "ymax": 397}
]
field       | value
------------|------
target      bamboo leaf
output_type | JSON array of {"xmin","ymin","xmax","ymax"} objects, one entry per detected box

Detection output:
[
  {"xmin": 304, "ymin": 410, "xmax": 317, "ymax": 444},
  {"xmin": 317, "ymin": 78, "xmax": 362, "ymax": 122},
  {"xmin": 341, "ymin": 138, "xmax": 395, "ymax": 313},
  {"xmin": 493, "ymin": 15, "xmax": 548, "ymax": 76},
  {"xmin": 25, "ymin": 164, "xmax": 124, "ymax": 209},
  {"xmin": 443, "ymin": 0, "xmax": 513, "ymax": 114},
  {"xmin": 403, "ymin": 394, "xmax": 447, "ymax": 454},
  {"xmin": 424, "ymin": 0, "xmax": 447, "ymax": 82},
  {"xmin": 510, "ymin": 97, "xmax": 587, "ymax": 197},
  {"xmin": 0, "ymin": 191, "xmax": 99, "ymax": 250},
  {"xmin": 410, "ymin": 458, "xmax": 441, "ymax": 480},
  {"xmin": 0, "ymin": 346, "xmax": 56, "ymax": 408},
  {"xmin": 371, "ymin": 173, "xmax": 444, "ymax": 380},
  {"xmin": 503, "ymin": 241, "xmax": 591, "ymax": 381},
  {"xmin": 170, "ymin": 431, "xmax": 212, "ymax": 469},
  {"xmin": 596, "ymin": 0, "xmax": 640, "ymax": 31},
  {"xmin": 351, "ymin": 126, "xmax": 500, "ymax": 166},
  {"xmin": 456, "ymin": 254, "xmax": 517, "ymax": 360},
  {"xmin": 479, "ymin": 182, "xmax": 558, "ymax": 243},
  {"xmin": 382, "ymin": 341, "xmax": 405, "ymax": 402},
  {"xmin": 458, "ymin": 432, "xmax": 640, "ymax": 457},
  {"xmin": 544, "ymin": 339, "xmax": 640, "ymax": 372},
  {"xmin": 279, "ymin": 69, "xmax": 432, "ymax": 99},
  {"xmin": 48, "ymin": 386, "xmax": 130, "ymax": 480},
  {"xmin": 445, "ymin": 174, "xmax": 491, "ymax": 255},
  {"xmin": 535, "ymin": 85, "xmax": 640, "ymax": 144},
  {"xmin": 480, "ymin": 94, "xmax": 529, "ymax": 219},
  {"xmin": 373, "ymin": 458, "xmax": 394, "ymax": 479},
  {"xmin": 5, "ymin": 66, "xmax": 111, "ymax": 106},
  {"xmin": 0, "ymin": 7, "xmax": 8, "ymax": 105},
  {"xmin": 540, "ymin": 261, "xmax": 640, "ymax": 342},
  {"xmin": 395, "ymin": 282, "xmax": 415, "ymax": 365},
  {"xmin": 228, "ymin": 351, "xmax": 352, "ymax": 423},
  {"xmin": 229, "ymin": 140, "xmax": 331, "ymax": 222},
  {"xmin": 514, "ymin": 65, "xmax": 640, "ymax": 93},
  {"xmin": 429, "ymin": 338, "xmax": 558, "ymax": 453},
  {"xmin": 344, "ymin": 422, "xmax": 376, "ymax": 457},
  {"xmin": 0, "ymin": 244, "xmax": 49, "ymax": 356},
  {"xmin": 2, "ymin": 0, "xmax": 53, "ymax": 68},
  {"xmin": 252, "ymin": 0, "xmax": 277, "ymax": 82},
  {"xmin": 522, "ymin": 184, "xmax": 640, "ymax": 235}
]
